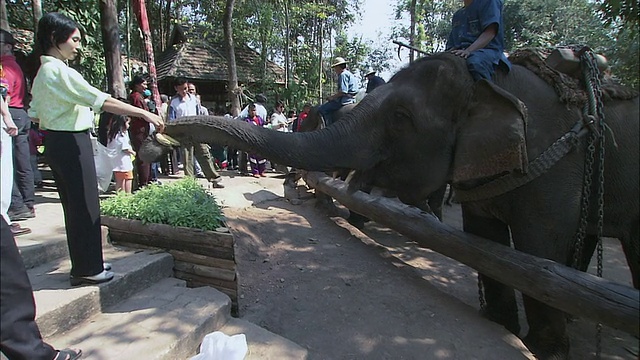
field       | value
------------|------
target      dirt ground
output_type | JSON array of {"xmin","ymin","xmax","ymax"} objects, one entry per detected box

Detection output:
[{"xmin": 205, "ymin": 170, "xmax": 637, "ymax": 360}]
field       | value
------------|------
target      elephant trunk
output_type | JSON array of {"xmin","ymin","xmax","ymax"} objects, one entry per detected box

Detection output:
[{"xmin": 163, "ymin": 91, "xmax": 389, "ymax": 172}]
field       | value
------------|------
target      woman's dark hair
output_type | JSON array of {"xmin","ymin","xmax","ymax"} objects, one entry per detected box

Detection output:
[
  {"xmin": 107, "ymin": 115, "xmax": 129, "ymax": 144},
  {"xmin": 36, "ymin": 13, "xmax": 80, "ymax": 54},
  {"xmin": 129, "ymin": 75, "xmax": 146, "ymax": 90}
]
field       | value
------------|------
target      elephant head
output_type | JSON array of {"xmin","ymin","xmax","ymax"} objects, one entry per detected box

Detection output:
[{"xmin": 140, "ymin": 53, "xmax": 528, "ymax": 206}]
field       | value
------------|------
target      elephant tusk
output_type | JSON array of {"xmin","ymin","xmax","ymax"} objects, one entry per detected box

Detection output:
[
  {"xmin": 156, "ymin": 133, "xmax": 181, "ymax": 146},
  {"xmin": 344, "ymin": 169, "xmax": 357, "ymax": 185}
]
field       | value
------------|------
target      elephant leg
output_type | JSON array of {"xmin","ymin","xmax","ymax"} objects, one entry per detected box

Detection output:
[
  {"xmin": 576, "ymin": 234, "xmax": 598, "ymax": 272},
  {"xmin": 427, "ymin": 184, "xmax": 447, "ymax": 222},
  {"xmin": 346, "ymin": 183, "xmax": 371, "ymax": 229},
  {"xmin": 283, "ymin": 172, "xmax": 301, "ymax": 204},
  {"xmin": 521, "ymin": 296, "xmax": 569, "ymax": 360},
  {"xmin": 445, "ymin": 184, "xmax": 454, "ymax": 206},
  {"xmin": 621, "ymin": 219, "xmax": 639, "ymax": 289},
  {"xmin": 314, "ymin": 191, "xmax": 341, "ymax": 217},
  {"xmin": 462, "ymin": 211, "xmax": 520, "ymax": 335},
  {"xmin": 347, "ymin": 210, "xmax": 368, "ymax": 229}
]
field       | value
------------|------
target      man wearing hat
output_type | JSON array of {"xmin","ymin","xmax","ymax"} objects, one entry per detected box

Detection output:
[
  {"xmin": 364, "ymin": 69, "xmax": 386, "ymax": 94},
  {"xmin": 0, "ymin": 29, "xmax": 36, "ymax": 223},
  {"xmin": 318, "ymin": 57, "xmax": 357, "ymax": 126}
]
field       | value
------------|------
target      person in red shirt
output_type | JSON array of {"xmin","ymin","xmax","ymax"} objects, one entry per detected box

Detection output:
[
  {"xmin": 293, "ymin": 103, "xmax": 312, "ymax": 132},
  {"xmin": 127, "ymin": 75, "xmax": 151, "ymax": 188},
  {"xmin": 0, "ymin": 29, "xmax": 35, "ymax": 222}
]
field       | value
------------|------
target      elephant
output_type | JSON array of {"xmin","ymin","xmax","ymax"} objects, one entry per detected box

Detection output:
[
  {"xmin": 140, "ymin": 52, "xmax": 639, "ymax": 359},
  {"xmin": 296, "ymin": 103, "xmax": 446, "ymax": 226}
]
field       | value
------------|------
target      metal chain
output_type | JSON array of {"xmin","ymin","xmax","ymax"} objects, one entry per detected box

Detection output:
[{"xmin": 579, "ymin": 48, "xmax": 607, "ymax": 359}]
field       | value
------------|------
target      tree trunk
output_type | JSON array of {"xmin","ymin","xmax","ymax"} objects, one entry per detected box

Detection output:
[
  {"xmin": 0, "ymin": 0, "xmax": 9, "ymax": 31},
  {"xmin": 283, "ymin": 0, "xmax": 290, "ymax": 89},
  {"xmin": 223, "ymin": 0, "xmax": 241, "ymax": 116},
  {"xmin": 132, "ymin": 0, "xmax": 161, "ymax": 108},
  {"xmin": 409, "ymin": 0, "xmax": 416, "ymax": 63},
  {"xmin": 100, "ymin": 0, "xmax": 126, "ymax": 98},
  {"xmin": 32, "ymin": 0, "xmax": 42, "ymax": 33}
]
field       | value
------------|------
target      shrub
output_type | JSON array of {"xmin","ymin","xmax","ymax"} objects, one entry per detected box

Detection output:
[{"xmin": 101, "ymin": 178, "xmax": 225, "ymax": 230}]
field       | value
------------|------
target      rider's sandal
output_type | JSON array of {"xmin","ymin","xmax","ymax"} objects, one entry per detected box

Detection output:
[{"xmin": 54, "ymin": 348, "xmax": 82, "ymax": 360}]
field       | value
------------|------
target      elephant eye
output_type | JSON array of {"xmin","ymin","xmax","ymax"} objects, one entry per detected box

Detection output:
[
  {"xmin": 391, "ymin": 108, "xmax": 416, "ymax": 133},
  {"xmin": 394, "ymin": 108, "xmax": 411, "ymax": 121}
]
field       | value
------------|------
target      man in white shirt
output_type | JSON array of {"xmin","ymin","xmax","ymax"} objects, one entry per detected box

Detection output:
[{"xmin": 168, "ymin": 78, "xmax": 223, "ymax": 188}]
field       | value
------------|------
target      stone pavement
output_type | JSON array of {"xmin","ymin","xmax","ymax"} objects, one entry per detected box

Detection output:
[{"xmin": 10, "ymin": 169, "xmax": 308, "ymax": 359}]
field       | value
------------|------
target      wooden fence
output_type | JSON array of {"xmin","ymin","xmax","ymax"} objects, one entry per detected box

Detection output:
[{"xmin": 304, "ymin": 171, "xmax": 639, "ymax": 336}]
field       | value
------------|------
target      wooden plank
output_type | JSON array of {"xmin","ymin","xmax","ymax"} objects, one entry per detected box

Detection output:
[
  {"xmin": 304, "ymin": 171, "xmax": 640, "ymax": 336},
  {"xmin": 108, "ymin": 229, "xmax": 234, "ymax": 260},
  {"xmin": 174, "ymin": 270, "xmax": 238, "ymax": 295},
  {"xmin": 174, "ymin": 261, "xmax": 236, "ymax": 282},
  {"xmin": 101, "ymin": 216, "xmax": 234, "ymax": 248},
  {"xmin": 169, "ymin": 249, "xmax": 236, "ymax": 270}
]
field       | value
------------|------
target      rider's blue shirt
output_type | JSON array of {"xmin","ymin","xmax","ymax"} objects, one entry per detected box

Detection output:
[
  {"xmin": 446, "ymin": 0, "xmax": 511, "ymax": 71},
  {"xmin": 337, "ymin": 69, "xmax": 357, "ymax": 105}
]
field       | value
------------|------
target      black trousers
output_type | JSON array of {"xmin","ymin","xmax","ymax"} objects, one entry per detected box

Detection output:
[
  {"xmin": 0, "ymin": 218, "xmax": 57, "ymax": 360},
  {"xmin": 45, "ymin": 130, "xmax": 104, "ymax": 277},
  {"xmin": 9, "ymin": 107, "xmax": 35, "ymax": 211}
]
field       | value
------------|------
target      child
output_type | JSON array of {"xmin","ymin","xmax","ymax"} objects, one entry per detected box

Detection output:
[
  {"xmin": 243, "ymin": 104, "xmax": 267, "ymax": 177},
  {"xmin": 107, "ymin": 115, "xmax": 136, "ymax": 193}
]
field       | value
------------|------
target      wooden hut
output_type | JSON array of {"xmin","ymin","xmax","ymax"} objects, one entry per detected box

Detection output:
[{"xmin": 155, "ymin": 25, "xmax": 287, "ymax": 112}]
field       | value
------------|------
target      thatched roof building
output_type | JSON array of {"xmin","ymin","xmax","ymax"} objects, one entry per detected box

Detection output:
[{"xmin": 156, "ymin": 25, "xmax": 287, "ymax": 110}]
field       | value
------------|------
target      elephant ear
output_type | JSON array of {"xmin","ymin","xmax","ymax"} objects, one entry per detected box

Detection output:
[{"xmin": 452, "ymin": 79, "xmax": 528, "ymax": 186}]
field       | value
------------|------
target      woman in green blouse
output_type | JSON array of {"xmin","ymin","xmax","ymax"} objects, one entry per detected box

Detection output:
[{"xmin": 29, "ymin": 13, "xmax": 164, "ymax": 286}]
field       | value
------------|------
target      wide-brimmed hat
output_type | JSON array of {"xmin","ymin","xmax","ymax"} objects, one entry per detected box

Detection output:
[
  {"xmin": 364, "ymin": 68, "xmax": 376, "ymax": 77},
  {"xmin": 331, "ymin": 57, "xmax": 347, "ymax": 67},
  {"xmin": 0, "ymin": 29, "xmax": 16, "ymax": 45}
]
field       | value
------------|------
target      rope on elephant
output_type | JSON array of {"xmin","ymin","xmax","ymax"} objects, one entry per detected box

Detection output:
[
  {"xmin": 509, "ymin": 48, "xmax": 587, "ymax": 105},
  {"xmin": 509, "ymin": 48, "xmax": 638, "ymax": 104}
]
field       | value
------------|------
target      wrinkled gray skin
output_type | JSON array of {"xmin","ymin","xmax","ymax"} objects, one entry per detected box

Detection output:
[
  {"xmin": 296, "ymin": 103, "xmax": 446, "ymax": 225},
  {"xmin": 140, "ymin": 53, "xmax": 639, "ymax": 359}
]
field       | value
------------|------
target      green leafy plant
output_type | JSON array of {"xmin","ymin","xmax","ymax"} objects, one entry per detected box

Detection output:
[{"xmin": 101, "ymin": 178, "xmax": 225, "ymax": 231}]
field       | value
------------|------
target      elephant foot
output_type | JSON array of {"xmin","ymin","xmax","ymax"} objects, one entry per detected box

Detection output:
[
  {"xmin": 314, "ymin": 197, "xmax": 341, "ymax": 217},
  {"xmin": 347, "ymin": 211, "xmax": 369, "ymax": 229},
  {"xmin": 480, "ymin": 307, "xmax": 521, "ymax": 336},
  {"xmin": 522, "ymin": 332, "xmax": 570, "ymax": 360}
]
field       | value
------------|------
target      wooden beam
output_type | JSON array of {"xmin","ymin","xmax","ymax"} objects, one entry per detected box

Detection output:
[{"xmin": 304, "ymin": 172, "xmax": 639, "ymax": 336}]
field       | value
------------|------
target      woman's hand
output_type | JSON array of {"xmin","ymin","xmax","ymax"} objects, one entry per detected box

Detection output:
[
  {"xmin": 145, "ymin": 113, "xmax": 165, "ymax": 133},
  {"xmin": 3, "ymin": 119, "xmax": 18, "ymax": 136}
]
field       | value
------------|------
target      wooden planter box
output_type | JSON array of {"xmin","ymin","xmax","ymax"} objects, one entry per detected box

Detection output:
[{"xmin": 100, "ymin": 215, "xmax": 238, "ymax": 313}]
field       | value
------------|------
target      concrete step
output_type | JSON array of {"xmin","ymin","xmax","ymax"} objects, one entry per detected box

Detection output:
[
  {"xmin": 29, "ymin": 245, "xmax": 174, "ymax": 338},
  {"xmin": 48, "ymin": 277, "xmax": 231, "ymax": 360},
  {"xmin": 219, "ymin": 318, "xmax": 308, "ymax": 359}
]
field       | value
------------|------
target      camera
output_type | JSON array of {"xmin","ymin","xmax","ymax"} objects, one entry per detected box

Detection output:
[{"xmin": 0, "ymin": 86, "xmax": 7, "ymax": 100}]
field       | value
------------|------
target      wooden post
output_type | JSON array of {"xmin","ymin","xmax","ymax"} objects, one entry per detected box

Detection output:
[{"xmin": 304, "ymin": 171, "xmax": 639, "ymax": 336}]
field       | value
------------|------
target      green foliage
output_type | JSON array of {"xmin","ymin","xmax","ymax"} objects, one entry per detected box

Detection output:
[
  {"xmin": 6, "ymin": 0, "xmax": 107, "ymax": 88},
  {"xmin": 598, "ymin": 0, "xmax": 639, "ymax": 28},
  {"xmin": 392, "ymin": 0, "xmax": 638, "ymax": 89},
  {"xmin": 101, "ymin": 178, "xmax": 225, "ymax": 230}
]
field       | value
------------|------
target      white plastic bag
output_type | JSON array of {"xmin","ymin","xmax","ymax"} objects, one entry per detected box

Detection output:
[
  {"xmin": 91, "ymin": 137, "xmax": 118, "ymax": 193},
  {"xmin": 190, "ymin": 331, "xmax": 248, "ymax": 360}
]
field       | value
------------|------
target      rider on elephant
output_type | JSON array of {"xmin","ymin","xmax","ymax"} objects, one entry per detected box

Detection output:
[
  {"xmin": 317, "ymin": 57, "xmax": 357, "ymax": 126},
  {"xmin": 446, "ymin": 0, "xmax": 511, "ymax": 81}
]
